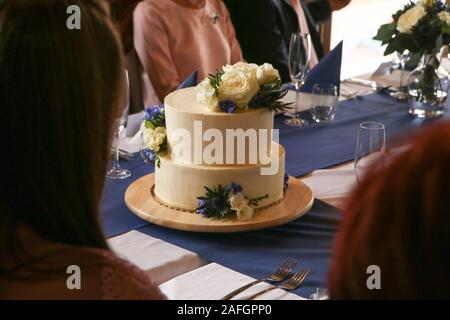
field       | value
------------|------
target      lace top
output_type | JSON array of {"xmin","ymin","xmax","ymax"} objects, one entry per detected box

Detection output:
[{"xmin": 0, "ymin": 230, "xmax": 166, "ymax": 300}]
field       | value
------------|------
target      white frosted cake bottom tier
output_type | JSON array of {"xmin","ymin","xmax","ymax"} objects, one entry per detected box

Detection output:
[{"xmin": 155, "ymin": 144, "xmax": 286, "ymax": 211}]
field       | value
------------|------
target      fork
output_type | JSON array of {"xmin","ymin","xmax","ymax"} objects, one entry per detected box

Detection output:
[
  {"xmin": 220, "ymin": 258, "xmax": 298, "ymax": 300},
  {"xmin": 245, "ymin": 268, "xmax": 310, "ymax": 300}
]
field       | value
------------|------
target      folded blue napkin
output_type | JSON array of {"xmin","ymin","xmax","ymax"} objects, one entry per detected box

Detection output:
[
  {"xmin": 178, "ymin": 71, "xmax": 198, "ymax": 89},
  {"xmin": 299, "ymin": 41, "xmax": 343, "ymax": 94}
]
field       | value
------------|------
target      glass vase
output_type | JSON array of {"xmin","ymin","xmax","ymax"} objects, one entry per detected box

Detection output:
[{"xmin": 407, "ymin": 53, "xmax": 449, "ymax": 119}]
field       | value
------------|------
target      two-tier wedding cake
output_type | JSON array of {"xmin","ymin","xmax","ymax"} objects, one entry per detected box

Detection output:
[{"xmin": 140, "ymin": 62, "xmax": 293, "ymax": 221}]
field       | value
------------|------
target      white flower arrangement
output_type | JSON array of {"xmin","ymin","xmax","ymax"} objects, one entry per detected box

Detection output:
[
  {"xmin": 196, "ymin": 183, "xmax": 268, "ymax": 221},
  {"xmin": 374, "ymin": 0, "xmax": 450, "ymax": 105},
  {"xmin": 196, "ymin": 62, "xmax": 288, "ymax": 113}
]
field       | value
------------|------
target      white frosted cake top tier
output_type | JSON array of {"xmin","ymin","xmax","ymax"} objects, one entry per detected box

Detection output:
[
  {"xmin": 165, "ymin": 87, "xmax": 266, "ymax": 116},
  {"xmin": 164, "ymin": 88, "xmax": 275, "ymax": 166}
]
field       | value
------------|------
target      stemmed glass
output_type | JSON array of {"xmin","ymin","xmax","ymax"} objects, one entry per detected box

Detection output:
[
  {"xmin": 355, "ymin": 122, "xmax": 386, "ymax": 183},
  {"xmin": 284, "ymin": 32, "xmax": 312, "ymax": 126},
  {"xmin": 390, "ymin": 50, "xmax": 410, "ymax": 100},
  {"xmin": 106, "ymin": 70, "xmax": 131, "ymax": 180}
]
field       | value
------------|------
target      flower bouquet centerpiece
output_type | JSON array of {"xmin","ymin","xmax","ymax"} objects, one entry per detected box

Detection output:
[
  {"xmin": 196, "ymin": 62, "xmax": 290, "ymax": 113},
  {"xmin": 374, "ymin": 0, "xmax": 450, "ymax": 118}
]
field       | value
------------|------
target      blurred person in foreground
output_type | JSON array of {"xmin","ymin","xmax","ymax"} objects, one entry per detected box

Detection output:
[
  {"xmin": 0, "ymin": 0, "xmax": 165, "ymax": 300},
  {"xmin": 328, "ymin": 122, "xmax": 450, "ymax": 299},
  {"xmin": 224, "ymin": 0, "xmax": 351, "ymax": 82},
  {"xmin": 133, "ymin": 0, "xmax": 243, "ymax": 102}
]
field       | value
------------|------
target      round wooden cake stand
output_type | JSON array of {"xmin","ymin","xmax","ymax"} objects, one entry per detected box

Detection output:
[{"xmin": 125, "ymin": 174, "xmax": 314, "ymax": 233}]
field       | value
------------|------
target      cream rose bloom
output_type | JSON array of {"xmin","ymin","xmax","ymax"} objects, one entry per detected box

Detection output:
[
  {"xmin": 223, "ymin": 62, "xmax": 258, "ymax": 77},
  {"xmin": 143, "ymin": 126, "xmax": 166, "ymax": 152},
  {"xmin": 418, "ymin": 0, "xmax": 433, "ymax": 8},
  {"xmin": 229, "ymin": 193, "xmax": 248, "ymax": 210},
  {"xmin": 236, "ymin": 204, "xmax": 254, "ymax": 221},
  {"xmin": 196, "ymin": 78, "xmax": 218, "ymax": 109},
  {"xmin": 219, "ymin": 69, "xmax": 260, "ymax": 107},
  {"xmin": 256, "ymin": 63, "xmax": 280, "ymax": 85},
  {"xmin": 397, "ymin": 5, "xmax": 426, "ymax": 33},
  {"xmin": 439, "ymin": 11, "xmax": 450, "ymax": 25}
]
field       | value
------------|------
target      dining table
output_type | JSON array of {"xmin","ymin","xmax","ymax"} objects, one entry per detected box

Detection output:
[{"xmin": 102, "ymin": 70, "xmax": 450, "ymax": 300}]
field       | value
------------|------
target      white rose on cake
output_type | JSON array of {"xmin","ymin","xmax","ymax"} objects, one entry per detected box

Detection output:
[
  {"xmin": 438, "ymin": 11, "xmax": 450, "ymax": 25},
  {"xmin": 229, "ymin": 192, "xmax": 247, "ymax": 210},
  {"xmin": 397, "ymin": 4, "xmax": 426, "ymax": 33},
  {"xmin": 228, "ymin": 192, "xmax": 254, "ymax": 221},
  {"xmin": 223, "ymin": 62, "xmax": 258, "ymax": 77},
  {"xmin": 256, "ymin": 63, "xmax": 280, "ymax": 85},
  {"xmin": 236, "ymin": 204, "xmax": 254, "ymax": 221},
  {"xmin": 219, "ymin": 68, "xmax": 260, "ymax": 108},
  {"xmin": 196, "ymin": 78, "xmax": 218, "ymax": 109},
  {"xmin": 418, "ymin": 0, "xmax": 433, "ymax": 8},
  {"xmin": 143, "ymin": 126, "xmax": 166, "ymax": 152}
]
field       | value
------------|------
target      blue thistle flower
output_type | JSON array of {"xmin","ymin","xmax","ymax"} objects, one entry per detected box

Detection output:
[
  {"xmin": 144, "ymin": 104, "xmax": 165, "ymax": 125},
  {"xmin": 219, "ymin": 100, "xmax": 237, "ymax": 113},
  {"xmin": 227, "ymin": 182, "xmax": 243, "ymax": 194},
  {"xmin": 249, "ymin": 94, "xmax": 264, "ymax": 108},
  {"xmin": 196, "ymin": 199, "xmax": 207, "ymax": 215},
  {"xmin": 211, "ymin": 196, "xmax": 226, "ymax": 212},
  {"xmin": 141, "ymin": 148, "xmax": 156, "ymax": 162}
]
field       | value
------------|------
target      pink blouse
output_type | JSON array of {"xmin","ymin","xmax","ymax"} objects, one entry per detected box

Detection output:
[
  {"xmin": 133, "ymin": 0, "xmax": 243, "ymax": 103},
  {"xmin": 0, "ymin": 229, "xmax": 166, "ymax": 300}
]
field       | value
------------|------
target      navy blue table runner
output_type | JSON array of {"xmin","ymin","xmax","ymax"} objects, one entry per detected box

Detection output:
[{"xmin": 100, "ymin": 92, "xmax": 449, "ymax": 296}]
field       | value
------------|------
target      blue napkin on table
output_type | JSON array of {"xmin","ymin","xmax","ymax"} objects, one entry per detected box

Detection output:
[
  {"xmin": 178, "ymin": 71, "xmax": 198, "ymax": 89},
  {"xmin": 300, "ymin": 41, "xmax": 343, "ymax": 94}
]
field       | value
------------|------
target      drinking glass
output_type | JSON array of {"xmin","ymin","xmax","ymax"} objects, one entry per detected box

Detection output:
[
  {"xmin": 284, "ymin": 32, "xmax": 311, "ymax": 126},
  {"xmin": 390, "ymin": 50, "xmax": 410, "ymax": 100},
  {"xmin": 355, "ymin": 122, "xmax": 386, "ymax": 183},
  {"xmin": 106, "ymin": 70, "xmax": 131, "ymax": 180},
  {"xmin": 309, "ymin": 288, "xmax": 329, "ymax": 300},
  {"xmin": 310, "ymin": 84, "xmax": 339, "ymax": 123}
]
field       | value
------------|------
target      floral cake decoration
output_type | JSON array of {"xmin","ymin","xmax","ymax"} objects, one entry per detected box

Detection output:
[
  {"xmin": 140, "ymin": 105, "xmax": 166, "ymax": 168},
  {"xmin": 196, "ymin": 62, "xmax": 290, "ymax": 113}
]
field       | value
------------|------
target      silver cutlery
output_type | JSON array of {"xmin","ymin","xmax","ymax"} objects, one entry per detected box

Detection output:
[
  {"xmin": 343, "ymin": 78, "xmax": 390, "ymax": 94},
  {"xmin": 343, "ymin": 78, "xmax": 381, "ymax": 90},
  {"xmin": 220, "ymin": 257, "xmax": 298, "ymax": 300},
  {"xmin": 245, "ymin": 268, "xmax": 310, "ymax": 300}
]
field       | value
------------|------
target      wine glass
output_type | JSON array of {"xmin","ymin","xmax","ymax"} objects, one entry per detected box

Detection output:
[
  {"xmin": 284, "ymin": 32, "xmax": 311, "ymax": 126},
  {"xmin": 355, "ymin": 122, "xmax": 386, "ymax": 183},
  {"xmin": 390, "ymin": 50, "xmax": 410, "ymax": 100},
  {"xmin": 309, "ymin": 288, "xmax": 329, "ymax": 300},
  {"xmin": 106, "ymin": 70, "xmax": 131, "ymax": 180}
]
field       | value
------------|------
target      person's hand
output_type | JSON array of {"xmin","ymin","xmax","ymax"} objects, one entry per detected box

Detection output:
[{"xmin": 327, "ymin": 0, "xmax": 351, "ymax": 11}]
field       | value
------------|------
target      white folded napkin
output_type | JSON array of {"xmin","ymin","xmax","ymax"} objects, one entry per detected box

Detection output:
[
  {"xmin": 108, "ymin": 230, "xmax": 208, "ymax": 285},
  {"xmin": 126, "ymin": 112, "xmax": 143, "ymax": 137},
  {"xmin": 159, "ymin": 263, "xmax": 306, "ymax": 300}
]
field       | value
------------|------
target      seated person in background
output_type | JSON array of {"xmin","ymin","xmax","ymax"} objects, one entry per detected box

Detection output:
[
  {"xmin": 224, "ymin": 0, "xmax": 350, "ymax": 83},
  {"xmin": 328, "ymin": 122, "xmax": 450, "ymax": 299},
  {"xmin": 134, "ymin": 0, "xmax": 243, "ymax": 102},
  {"xmin": 305, "ymin": 0, "xmax": 350, "ymax": 26},
  {"xmin": 109, "ymin": 0, "xmax": 142, "ymax": 54},
  {"xmin": 0, "ymin": 0, "xmax": 165, "ymax": 300}
]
